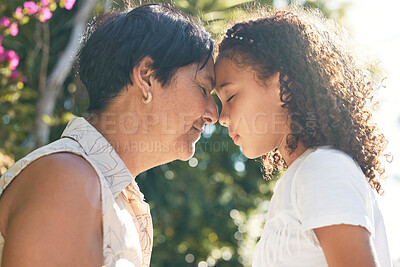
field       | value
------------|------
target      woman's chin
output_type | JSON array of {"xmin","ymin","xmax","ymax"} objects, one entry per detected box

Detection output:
[{"xmin": 178, "ymin": 143, "xmax": 196, "ymax": 161}]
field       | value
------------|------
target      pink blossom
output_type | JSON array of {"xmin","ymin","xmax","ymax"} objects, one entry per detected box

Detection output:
[
  {"xmin": 0, "ymin": 17, "xmax": 10, "ymax": 27},
  {"xmin": 10, "ymin": 70, "xmax": 19, "ymax": 81},
  {"xmin": 24, "ymin": 1, "xmax": 39, "ymax": 15},
  {"xmin": 0, "ymin": 38, "xmax": 3, "ymax": 59},
  {"xmin": 5, "ymin": 50, "xmax": 20, "ymax": 70},
  {"xmin": 0, "ymin": 45, "xmax": 4, "ymax": 61},
  {"xmin": 38, "ymin": 7, "xmax": 52, "ymax": 22},
  {"xmin": 64, "ymin": 0, "xmax": 76, "ymax": 10},
  {"xmin": 41, "ymin": 0, "xmax": 50, "ymax": 6},
  {"xmin": 14, "ymin": 7, "xmax": 24, "ymax": 20},
  {"xmin": 9, "ymin": 23, "xmax": 19, "ymax": 36},
  {"xmin": 0, "ymin": 38, "xmax": 4, "ymax": 60},
  {"xmin": 10, "ymin": 58, "xmax": 19, "ymax": 70}
]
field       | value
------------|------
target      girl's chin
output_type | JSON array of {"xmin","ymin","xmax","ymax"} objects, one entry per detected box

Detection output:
[
  {"xmin": 240, "ymin": 143, "xmax": 271, "ymax": 159},
  {"xmin": 240, "ymin": 146, "xmax": 263, "ymax": 159}
]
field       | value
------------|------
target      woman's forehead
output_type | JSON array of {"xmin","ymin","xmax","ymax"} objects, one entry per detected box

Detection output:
[{"xmin": 175, "ymin": 61, "xmax": 215, "ymax": 87}]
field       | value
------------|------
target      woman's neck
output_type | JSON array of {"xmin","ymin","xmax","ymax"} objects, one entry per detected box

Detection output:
[{"xmin": 87, "ymin": 113, "xmax": 170, "ymax": 178}]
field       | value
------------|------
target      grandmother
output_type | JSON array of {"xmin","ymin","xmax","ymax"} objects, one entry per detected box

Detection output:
[{"xmin": 0, "ymin": 4, "xmax": 217, "ymax": 267}]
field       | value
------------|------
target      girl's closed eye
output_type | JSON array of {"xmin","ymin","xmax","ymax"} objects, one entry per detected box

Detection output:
[{"xmin": 227, "ymin": 94, "xmax": 235, "ymax": 102}]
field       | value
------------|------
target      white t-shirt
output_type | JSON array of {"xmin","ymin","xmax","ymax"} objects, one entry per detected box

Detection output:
[{"xmin": 252, "ymin": 146, "xmax": 392, "ymax": 267}]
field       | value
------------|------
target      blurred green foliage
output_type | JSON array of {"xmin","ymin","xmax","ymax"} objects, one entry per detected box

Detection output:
[{"xmin": 0, "ymin": 0, "xmax": 348, "ymax": 266}]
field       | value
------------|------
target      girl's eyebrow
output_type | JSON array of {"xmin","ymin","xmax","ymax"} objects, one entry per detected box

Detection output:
[{"xmin": 215, "ymin": 82, "xmax": 231, "ymax": 93}]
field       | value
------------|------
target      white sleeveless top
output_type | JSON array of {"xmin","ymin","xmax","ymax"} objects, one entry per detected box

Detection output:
[
  {"xmin": 252, "ymin": 146, "xmax": 392, "ymax": 267},
  {"xmin": 0, "ymin": 117, "xmax": 153, "ymax": 266}
]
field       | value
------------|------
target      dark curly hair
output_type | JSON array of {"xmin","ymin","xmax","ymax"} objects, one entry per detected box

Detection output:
[{"xmin": 217, "ymin": 8, "xmax": 388, "ymax": 194}]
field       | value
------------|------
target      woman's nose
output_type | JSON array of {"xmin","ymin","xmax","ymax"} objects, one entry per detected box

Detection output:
[{"xmin": 202, "ymin": 97, "xmax": 218, "ymax": 124}]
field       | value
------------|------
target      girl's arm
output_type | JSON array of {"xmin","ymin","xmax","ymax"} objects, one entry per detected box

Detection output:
[{"xmin": 314, "ymin": 224, "xmax": 380, "ymax": 267}]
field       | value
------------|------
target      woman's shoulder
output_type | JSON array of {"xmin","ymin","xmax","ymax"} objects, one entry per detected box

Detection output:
[
  {"xmin": 16, "ymin": 152, "xmax": 101, "ymax": 209},
  {"xmin": 0, "ymin": 152, "xmax": 103, "ymax": 266},
  {"xmin": 0, "ymin": 153, "xmax": 102, "ymax": 236}
]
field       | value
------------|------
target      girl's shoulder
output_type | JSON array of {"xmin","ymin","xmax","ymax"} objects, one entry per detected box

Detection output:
[
  {"xmin": 292, "ymin": 145, "xmax": 372, "ymax": 196},
  {"xmin": 299, "ymin": 146, "xmax": 361, "ymax": 174},
  {"xmin": 290, "ymin": 146, "xmax": 377, "ymax": 235}
]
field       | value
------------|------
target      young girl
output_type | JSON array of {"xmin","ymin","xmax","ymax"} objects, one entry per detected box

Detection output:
[{"xmin": 215, "ymin": 8, "xmax": 392, "ymax": 267}]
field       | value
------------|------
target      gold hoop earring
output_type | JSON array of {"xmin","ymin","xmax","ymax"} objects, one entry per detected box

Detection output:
[{"xmin": 142, "ymin": 91, "xmax": 152, "ymax": 104}]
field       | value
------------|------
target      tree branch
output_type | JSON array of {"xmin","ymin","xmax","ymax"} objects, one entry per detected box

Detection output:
[
  {"xmin": 34, "ymin": 0, "xmax": 98, "ymax": 147},
  {"xmin": 38, "ymin": 22, "xmax": 50, "ymax": 95}
]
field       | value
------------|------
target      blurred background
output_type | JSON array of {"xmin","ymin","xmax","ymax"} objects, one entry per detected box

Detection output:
[{"xmin": 0, "ymin": 0, "xmax": 399, "ymax": 266}]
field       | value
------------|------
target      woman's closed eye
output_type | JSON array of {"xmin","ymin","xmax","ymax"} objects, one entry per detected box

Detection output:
[{"xmin": 199, "ymin": 86, "xmax": 207, "ymax": 95}]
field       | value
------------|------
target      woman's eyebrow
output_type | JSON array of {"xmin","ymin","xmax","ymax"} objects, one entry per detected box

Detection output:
[
  {"xmin": 207, "ymin": 75, "xmax": 216, "ymax": 89},
  {"xmin": 196, "ymin": 75, "xmax": 215, "ymax": 91}
]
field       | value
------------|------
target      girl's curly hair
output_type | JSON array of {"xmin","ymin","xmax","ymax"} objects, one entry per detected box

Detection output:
[{"xmin": 217, "ymin": 8, "xmax": 388, "ymax": 194}]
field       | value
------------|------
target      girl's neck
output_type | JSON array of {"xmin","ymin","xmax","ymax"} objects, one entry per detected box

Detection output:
[{"xmin": 279, "ymin": 140, "xmax": 308, "ymax": 167}]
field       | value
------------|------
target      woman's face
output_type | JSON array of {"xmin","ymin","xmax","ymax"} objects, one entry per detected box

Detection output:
[
  {"xmin": 215, "ymin": 57, "xmax": 288, "ymax": 159},
  {"xmin": 151, "ymin": 59, "xmax": 218, "ymax": 160}
]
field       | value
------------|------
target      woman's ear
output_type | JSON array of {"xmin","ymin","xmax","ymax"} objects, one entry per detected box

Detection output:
[{"xmin": 132, "ymin": 56, "xmax": 155, "ymax": 98}]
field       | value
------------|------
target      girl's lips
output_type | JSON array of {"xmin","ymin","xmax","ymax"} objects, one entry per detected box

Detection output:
[
  {"xmin": 229, "ymin": 134, "xmax": 239, "ymax": 144},
  {"xmin": 233, "ymin": 135, "xmax": 239, "ymax": 144}
]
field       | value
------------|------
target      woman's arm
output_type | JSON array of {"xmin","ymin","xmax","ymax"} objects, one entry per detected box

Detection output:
[
  {"xmin": 1, "ymin": 153, "xmax": 103, "ymax": 267},
  {"xmin": 314, "ymin": 224, "xmax": 380, "ymax": 267}
]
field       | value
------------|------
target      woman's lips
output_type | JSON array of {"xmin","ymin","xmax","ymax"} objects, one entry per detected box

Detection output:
[{"xmin": 193, "ymin": 126, "xmax": 204, "ymax": 134}]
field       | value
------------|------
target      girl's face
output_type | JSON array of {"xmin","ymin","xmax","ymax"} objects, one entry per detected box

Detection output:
[{"xmin": 215, "ymin": 57, "xmax": 289, "ymax": 159}]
